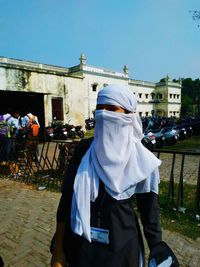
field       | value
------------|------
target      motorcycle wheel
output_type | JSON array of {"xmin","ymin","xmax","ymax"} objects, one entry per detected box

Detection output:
[
  {"xmin": 70, "ymin": 132, "xmax": 76, "ymax": 139},
  {"xmin": 78, "ymin": 131, "xmax": 84, "ymax": 138}
]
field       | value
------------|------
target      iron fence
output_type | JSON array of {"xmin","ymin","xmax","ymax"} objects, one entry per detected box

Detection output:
[
  {"xmin": 0, "ymin": 138, "xmax": 80, "ymax": 189},
  {"xmin": 154, "ymin": 149, "xmax": 200, "ymax": 214},
  {"xmin": 0, "ymin": 139, "xmax": 199, "ymax": 214}
]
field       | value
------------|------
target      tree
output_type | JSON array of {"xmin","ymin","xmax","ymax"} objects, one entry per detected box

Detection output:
[
  {"xmin": 189, "ymin": 10, "xmax": 200, "ymax": 27},
  {"xmin": 181, "ymin": 78, "xmax": 200, "ymax": 115},
  {"xmin": 181, "ymin": 95, "xmax": 193, "ymax": 115}
]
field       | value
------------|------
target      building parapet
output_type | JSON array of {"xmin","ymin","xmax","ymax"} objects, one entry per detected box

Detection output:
[
  {"xmin": 82, "ymin": 65, "xmax": 128, "ymax": 78},
  {"xmin": 156, "ymin": 81, "xmax": 181, "ymax": 89},
  {"xmin": 68, "ymin": 54, "xmax": 129, "ymax": 78},
  {"xmin": 167, "ymin": 82, "xmax": 182, "ymax": 89},
  {"xmin": 129, "ymin": 79, "xmax": 156, "ymax": 88},
  {"xmin": 0, "ymin": 56, "xmax": 69, "ymax": 75},
  {"xmin": 68, "ymin": 65, "xmax": 82, "ymax": 73}
]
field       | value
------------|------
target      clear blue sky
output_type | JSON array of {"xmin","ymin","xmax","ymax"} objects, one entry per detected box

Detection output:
[{"xmin": 0, "ymin": 0, "xmax": 199, "ymax": 82}]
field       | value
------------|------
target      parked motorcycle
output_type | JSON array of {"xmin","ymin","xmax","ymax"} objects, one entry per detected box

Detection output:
[
  {"xmin": 75, "ymin": 125, "xmax": 84, "ymax": 138},
  {"xmin": 142, "ymin": 131, "xmax": 156, "ymax": 151},
  {"xmin": 62, "ymin": 124, "xmax": 84, "ymax": 139},
  {"xmin": 160, "ymin": 127, "xmax": 179, "ymax": 146},
  {"xmin": 149, "ymin": 129, "xmax": 165, "ymax": 148},
  {"xmin": 62, "ymin": 124, "xmax": 76, "ymax": 139},
  {"xmin": 45, "ymin": 126, "xmax": 55, "ymax": 141},
  {"xmin": 189, "ymin": 118, "xmax": 200, "ymax": 135},
  {"xmin": 172, "ymin": 125, "xmax": 187, "ymax": 141},
  {"xmin": 45, "ymin": 119, "xmax": 85, "ymax": 140},
  {"xmin": 85, "ymin": 118, "xmax": 95, "ymax": 130}
]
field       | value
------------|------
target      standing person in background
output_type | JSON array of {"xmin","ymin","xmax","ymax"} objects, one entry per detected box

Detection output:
[
  {"xmin": 0, "ymin": 112, "xmax": 20, "ymax": 162},
  {"xmin": 12, "ymin": 111, "xmax": 23, "ymax": 134},
  {"xmin": 2, "ymin": 113, "xmax": 20, "ymax": 132},
  {"xmin": 12, "ymin": 111, "xmax": 25, "ymax": 155},
  {"xmin": 21, "ymin": 112, "xmax": 40, "ymax": 137},
  {"xmin": 21, "ymin": 111, "xmax": 40, "ymax": 161},
  {"xmin": 50, "ymin": 84, "xmax": 179, "ymax": 267}
]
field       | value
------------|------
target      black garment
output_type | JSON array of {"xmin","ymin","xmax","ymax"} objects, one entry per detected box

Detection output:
[
  {"xmin": 0, "ymin": 138, "xmax": 13, "ymax": 162},
  {"xmin": 0, "ymin": 255, "xmax": 4, "ymax": 267},
  {"xmin": 56, "ymin": 138, "xmax": 162, "ymax": 267}
]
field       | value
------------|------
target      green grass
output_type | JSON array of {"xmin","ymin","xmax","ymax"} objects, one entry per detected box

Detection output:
[
  {"xmin": 159, "ymin": 181, "xmax": 200, "ymax": 240},
  {"xmin": 157, "ymin": 135, "xmax": 200, "ymax": 239},
  {"xmin": 84, "ymin": 129, "xmax": 94, "ymax": 139},
  {"xmin": 158, "ymin": 135, "xmax": 200, "ymax": 152},
  {"xmin": 132, "ymin": 180, "xmax": 200, "ymax": 240}
]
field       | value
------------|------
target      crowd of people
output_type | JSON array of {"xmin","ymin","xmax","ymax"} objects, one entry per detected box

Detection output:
[{"xmin": 0, "ymin": 111, "xmax": 40, "ymax": 163}]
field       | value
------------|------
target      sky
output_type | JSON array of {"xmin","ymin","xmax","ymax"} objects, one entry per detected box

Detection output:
[{"xmin": 0, "ymin": 0, "xmax": 199, "ymax": 82}]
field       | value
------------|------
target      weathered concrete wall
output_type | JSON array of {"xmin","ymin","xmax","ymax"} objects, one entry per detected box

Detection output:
[
  {"xmin": 0, "ymin": 68, "xmax": 7, "ymax": 89},
  {"xmin": 66, "ymin": 78, "xmax": 87, "ymax": 126},
  {"xmin": 0, "ymin": 67, "xmax": 86, "ymax": 126}
]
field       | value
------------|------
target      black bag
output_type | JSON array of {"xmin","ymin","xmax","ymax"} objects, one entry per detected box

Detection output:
[
  {"xmin": 148, "ymin": 241, "xmax": 179, "ymax": 267},
  {"xmin": 0, "ymin": 255, "xmax": 4, "ymax": 267}
]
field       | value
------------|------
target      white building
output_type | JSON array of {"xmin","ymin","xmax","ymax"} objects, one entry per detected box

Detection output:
[{"xmin": 0, "ymin": 54, "xmax": 181, "ymax": 136}]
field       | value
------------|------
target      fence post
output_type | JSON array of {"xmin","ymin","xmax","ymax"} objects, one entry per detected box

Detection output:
[
  {"xmin": 169, "ymin": 153, "xmax": 176, "ymax": 206},
  {"xmin": 195, "ymin": 161, "xmax": 200, "ymax": 213},
  {"xmin": 177, "ymin": 153, "xmax": 185, "ymax": 208}
]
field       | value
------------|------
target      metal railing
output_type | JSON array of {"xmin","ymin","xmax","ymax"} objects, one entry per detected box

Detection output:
[
  {"xmin": 0, "ymin": 138, "xmax": 80, "ymax": 189},
  {"xmin": 154, "ymin": 149, "xmax": 200, "ymax": 213},
  {"xmin": 0, "ymin": 139, "xmax": 199, "ymax": 213}
]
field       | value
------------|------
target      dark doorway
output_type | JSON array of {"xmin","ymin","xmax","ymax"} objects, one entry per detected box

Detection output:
[
  {"xmin": 52, "ymin": 97, "xmax": 64, "ymax": 121},
  {"xmin": 0, "ymin": 91, "xmax": 45, "ymax": 140}
]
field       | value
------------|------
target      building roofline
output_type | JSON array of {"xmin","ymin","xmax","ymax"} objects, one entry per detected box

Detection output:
[
  {"xmin": 129, "ymin": 79, "xmax": 156, "ymax": 88},
  {"xmin": 69, "ymin": 64, "xmax": 128, "ymax": 79},
  {"xmin": 0, "ymin": 56, "xmax": 69, "ymax": 72},
  {"xmin": 0, "ymin": 56, "xmax": 84, "ymax": 79}
]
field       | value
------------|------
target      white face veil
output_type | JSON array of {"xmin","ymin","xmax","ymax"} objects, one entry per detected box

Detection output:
[{"xmin": 71, "ymin": 84, "xmax": 161, "ymax": 241}]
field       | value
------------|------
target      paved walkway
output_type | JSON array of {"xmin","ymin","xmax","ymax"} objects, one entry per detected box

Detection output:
[
  {"xmin": 0, "ymin": 178, "xmax": 200, "ymax": 267},
  {"xmin": 0, "ymin": 179, "xmax": 58, "ymax": 267}
]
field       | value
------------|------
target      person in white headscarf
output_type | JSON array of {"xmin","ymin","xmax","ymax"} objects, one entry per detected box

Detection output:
[{"xmin": 51, "ymin": 84, "xmax": 163, "ymax": 267}]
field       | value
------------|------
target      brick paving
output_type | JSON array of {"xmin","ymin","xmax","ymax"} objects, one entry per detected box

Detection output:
[
  {"xmin": 0, "ymin": 152, "xmax": 200, "ymax": 267},
  {"xmin": 158, "ymin": 153, "xmax": 200, "ymax": 185},
  {"xmin": 0, "ymin": 179, "xmax": 59, "ymax": 267}
]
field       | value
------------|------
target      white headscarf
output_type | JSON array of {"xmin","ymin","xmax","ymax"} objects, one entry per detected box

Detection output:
[{"xmin": 71, "ymin": 84, "xmax": 161, "ymax": 241}]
